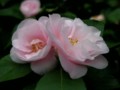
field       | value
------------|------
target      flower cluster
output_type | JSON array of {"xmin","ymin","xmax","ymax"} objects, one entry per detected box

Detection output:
[{"xmin": 10, "ymin": 14, "xmax": 109, "ymax": 79}]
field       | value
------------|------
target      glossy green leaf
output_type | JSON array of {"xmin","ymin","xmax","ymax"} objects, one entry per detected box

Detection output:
[
  {"xmin": 84, "ymin": 20, "xmax": 105, "ymax": 36},
  {"xmin": 0, "ymin": 55, "xmax": 31, "ymax": 82},
  {"xmin": 36, "ymin": 69, "xmax": 86, "ymax": 90},
  {"xmin": 0, "ymin": 5, "xmax": 23, "ymax": 19}
]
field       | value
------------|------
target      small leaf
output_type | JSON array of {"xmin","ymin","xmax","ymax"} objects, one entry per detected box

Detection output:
[
  {"xmin": 36, "ymin": 69, "xmax": 86, "ymax": 90},
  {"xmin": 84, "ymin": 20, "xmax": 105, "ymax": 35},
  {"xmin": 106, "ymin": 41, "xmax": 120, "ymax": 48},
  {"xmin": 61, "ymin": 12, "xmax": 77, "ymax": 19},
  {"xmin": 0, "ymin": 5, "xmax": 24, "ymax": 19},
  {"xmin": 107, "ymin": 8, "xmax": 120, "ymax": 24},
  {"xmin": 0, "ymin": 55, "xmax": 31, "ymax": 82},
  {"xmin": 0, "ymin": 0, "xmax": 10, "ymax": 6}
]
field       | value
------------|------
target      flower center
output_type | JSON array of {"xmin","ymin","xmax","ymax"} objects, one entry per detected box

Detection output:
[
  {"xmin": 69, "ymin": 38, "xmax": 78, "ymax": 46},
  {"xmin": 31, "ymin": 39, "xmax": 45, "ymax": 53}
]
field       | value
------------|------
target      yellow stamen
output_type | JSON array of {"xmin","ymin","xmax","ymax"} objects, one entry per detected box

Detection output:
[
  {"xmin": 31, "ymin": 42, "xmax": 45, "ymax": 52},
  {"xmin": 69, "ymin": 38, "xmax": 78, "ymax": 46}
]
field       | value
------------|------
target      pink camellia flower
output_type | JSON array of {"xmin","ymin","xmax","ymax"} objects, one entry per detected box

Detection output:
[
  {"xmin": 46, "ymin": 14, "xmax": 109, "ymax": 79},
  {"xmin": 20, "ymin": 0, "xmax": 40, "ymax": 17},
  {"xmin": 10, "ymin": 18, "xmax": 57, "ymax": 74}
]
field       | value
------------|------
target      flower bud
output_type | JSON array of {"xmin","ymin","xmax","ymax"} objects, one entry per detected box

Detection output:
[{"xmin": 20, "ymin": 0, "xmax": 41, "ymax": 17}]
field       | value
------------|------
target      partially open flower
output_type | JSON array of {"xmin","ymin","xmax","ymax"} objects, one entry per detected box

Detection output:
[
  {"xmin": 47, "ymin": 14, "xmax": 109, "ymax": 79},
  {"xmin": 20, "ymin": 0, "xmax": 40, "ymax": 17},
  {"xmin": 10, "ymin": 18, "xmax": 57, "ymax": 74}
]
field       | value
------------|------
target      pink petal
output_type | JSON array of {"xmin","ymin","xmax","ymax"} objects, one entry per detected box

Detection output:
[
  {"xmin": 83, "ymin": 55, "xmax": 108, "ymax": 69},
  {"xmin": 17, "ymin": 19, "xmax": 37, "ymax": 30},
  {"xmin": 18, "ymin": 22, "xmax": 45, "ymax": 41},
  {"xmin": 31, "ymin": 49, "xmax": 57, "ymax": 74},
  {"xmin": 58, "ymin": 52, "xmax": 87, "ymax": 79},
  {"xmin": 12, "ymin": 39, "xmax": 31, "ymax": 52},
  {"xmin": 10, "ymin": 48, "xmax": 26, "ymax": 63},
  {"xmin": 38, "ymin": 16, "xmax": 48, "ymax": 25}
]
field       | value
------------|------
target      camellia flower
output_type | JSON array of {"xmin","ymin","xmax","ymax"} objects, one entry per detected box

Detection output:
[
  {"xmin": 10, "ymin": 18, "xmax": 57, "ymax": 74},
  {"xmin": 10, "ymin": 14, "xmax": 109, "ymax": 79},
  {"xmin": 20, "ymin": 0, "xmax": 41, "ymax": 17},
  {"xmin": 46, "ymin": 14, "xmax": 109, "ymax": 79}
]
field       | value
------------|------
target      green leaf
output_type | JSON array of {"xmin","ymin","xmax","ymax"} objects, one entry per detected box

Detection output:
[
  {"xmin": 36, "ymin": 69, "xmax": 86, "ymax": 90},
  {"xmin": 0, "ymin": 5, "xmax": 24, "ymax": 19},
  {"xmin": 84, "ymin": 20, "xmax": 105, "ymax": 36},
  {"xmin": 107, "ymin": 8, "xmax": 120, "ymax": 24},
  {"xmin": 0, "ymin": 0, "xmax": 10, "ymax": 6},
  {"xmin": 0, "ymin": 55, "xmax": 31, "ymax": 82},
  {"xmin": 61, "ymin": 12, "xmax": 77, "ymax": 19},
  {"xmin": 106, "ymin": 41, "xmax": 120, "ymax": 48}
]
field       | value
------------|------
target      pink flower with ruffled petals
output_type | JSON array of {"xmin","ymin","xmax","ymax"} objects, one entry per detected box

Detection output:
[
  {"xmin": 10, "ymin": 18, "xmax": 57, "ymax": 74},
  {"xmin": 20, "ymin": 0, "xmax": 40, "ymax": 17},
  {"xmin": 47, "ymin": 14, "xmax": 109, "ymax": 79}
]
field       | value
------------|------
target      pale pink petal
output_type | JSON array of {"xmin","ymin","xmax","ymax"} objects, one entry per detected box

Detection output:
[
  {"xmin": 31, "ymin": 50, "xmax": 57, "ymax": 74},
  {"xmin": 83, "ymin": 55, "xmax": 108, "ymax": 69},
  {"xmin": 81, "ymin": 40, "xmax": 101, "ymax": 60},
  {"xmin": 73, "ymin": 18, "xmax": 86, "ymax": 27},
  {"xmin": 38, "ymin": 16, "xmax": 48, "ymax": 25},
  {"xmin": 17, "ymin": 19, "xmax": 37, "ymax": 30},
  {"xmin": 12, "ymin": 39, "xmax": 31, "ymax": 52},
  {"xmin": 18, "ymin": 22, "xmax": 45, "ymax": 41},
  {"xmin": 96, "ymin": 40, "xmax": 109, "ymax": 54},
  {"xmin": 10, "ymin": 48, "xmax": 26, "ymax": 63},
  {"xmin": 58, "ymin": 52, "xmax": 87, "ymax": 79},
  {"xmin": 48, "ymin": 14, "xmax": 64, "ymax": 35}
]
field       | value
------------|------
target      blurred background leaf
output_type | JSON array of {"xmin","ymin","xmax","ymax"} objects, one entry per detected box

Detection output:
[
  {"xmin": 0, "ymin": 5, "xmax": 23, "ymax": 19},
  {"xmin": 0, "ymin": 0, "xmax": 10, "ymax": 6},
  {"xmin": 84, "ymin": 68, "xmax": 120, "ymax": 90},
  {"xmin": 107, "ymin": 8, "xmax": 120, "ymax": 24}
]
